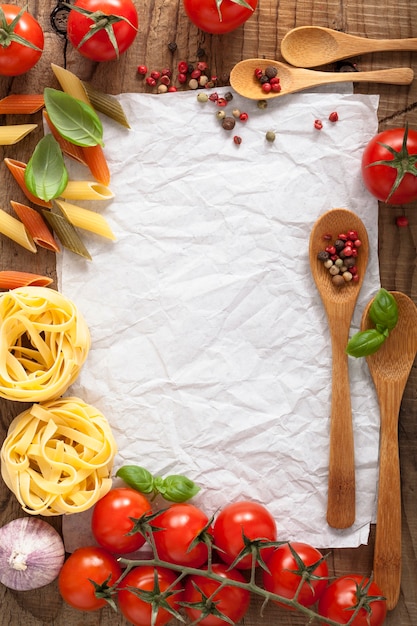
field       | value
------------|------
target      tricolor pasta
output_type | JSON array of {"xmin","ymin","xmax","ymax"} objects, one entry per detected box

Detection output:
[
  {"xmin": 1, "ymin": 397, "xmax": 117, "ymax": 515},
  {"xmin": 0, "ymin": 286, "xmax": 90, "ymax": 402}
]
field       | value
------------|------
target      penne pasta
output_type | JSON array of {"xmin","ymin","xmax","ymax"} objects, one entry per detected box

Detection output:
[
  {"xmin": 11, "ymin": 201, "xmax": 60, "ymax": 253},
  {"xmin": 43, "ymin": 204, "xmax": 92, "ymax": 260},
  {"xmin": 51, "ymin": 63, "xmax": 91, "ymax": 105},
  {"xmin": 55, "ymin": 199, "xmax": 116, "ymax": 240},
  {"xmin": 0, "ymin": 124, "xmax": 38, "ymax": 145},
  {"xmin": 0, "ymin": 94, "xmax": 44, "ymax": 114},
  {"xmin": 60, "ymin": 180, "xmax": 114, "ymax": 200},
  {"xmin": 81, "ymin": 144, "xmax": 111, "ymax": 186},
  {"xmin": 0, "ymin": 207, "xmax": 37, "ymax": 253},
  {"xmin": 4, "ymin": 158, "xmax": 52, "ymax": 209},
  {"xmin": 43, "ymin": 110, "xmax": 87, "ymax": 166},
  {"xmin": 0, "ymin": 270, "xmax": 53, "ymax": 289},
  {"xmin": 83, "ymin": 82, "xmax": 131, "ymax": 128}
]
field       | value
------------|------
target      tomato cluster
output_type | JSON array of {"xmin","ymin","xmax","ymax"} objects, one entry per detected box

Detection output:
[{"xmin": 58, "ymin": 487, "xmax": 387, "ymax": 626}]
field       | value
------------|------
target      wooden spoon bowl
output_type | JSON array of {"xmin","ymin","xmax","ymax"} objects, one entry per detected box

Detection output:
[
  {"xmin": 230, "ymin": 58, "xmax": 414, "ymax": 100},
  {"xmin": 281, "ymin": 26, "xmax": 417, "ymax": 68},
  {"xmin": 361, "ymin": 291, "xmax": 417, "ymax": 610},
  {"xmin": 309, "ymin": 208, "xmax": 369, "ymax": 529}
]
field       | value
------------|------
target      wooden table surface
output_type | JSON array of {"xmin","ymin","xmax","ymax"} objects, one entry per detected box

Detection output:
[{"xmin": 0, "ymin": 1, "xmax": 416, "ymax": 624}]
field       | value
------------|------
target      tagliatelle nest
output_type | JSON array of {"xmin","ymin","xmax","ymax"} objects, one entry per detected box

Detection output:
[
  {"xmin": 1, "ymin": 397, "xmax": 117, "ymax": 515},
  {"xmin": 0, "ymin": 286, "xmax": 90, "ymax": 402}
]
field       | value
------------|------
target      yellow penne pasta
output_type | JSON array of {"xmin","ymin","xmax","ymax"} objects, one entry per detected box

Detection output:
[
  {"xmin": 0, "ymin": 124, "xmax": 38, "ymax": 145},
  {"xmin": 43, "ymin": 111, "xmax": 87, "ymax": 166},
  {"xmin": 60, "ymin": 181, "xmax": 114, "ymax": 200},
  {"xmin": 4, "ymin": 158, "xmax": 52, "ymax": 209},
  {"xmin": 0, "ymin": 94, "xmax": 44, "ymax": 114},
  {"xmin": 11, "ymin": 201, "xmax": 60, "ymax": 253},
  {"xmin": 55, "ymin": 199, "xmax": 116, "ymax": 240},
  {"xmin": 51, "ymin": 63, "xmax": 91, "ymax": 105},
  {"xmin": 0, "ymin": 208, "xmax": 37, "ymax": 253},
  {"xmin": 0, "ymin": 271, "xmax": 53, "ymax": 289}
]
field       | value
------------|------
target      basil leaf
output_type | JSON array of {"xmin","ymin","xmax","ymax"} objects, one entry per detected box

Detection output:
[
  {"xmin": 25, "ymin": 134, "xmax": 68, "ymax": 201},
  {"xmin": 44, "ymin": 87, "xmax": 104, "ymax": 147},
  {"xmin": 369, "ymin": 288, "xmax": 398, "ymax": 331},
  {"xmin": 116, "ymin": 465, "xmax": 154, "ymax": 494},
  {"xmin": 346, "ymin": 328, "xmax": 387, "ymax": 358},
  {"xmin": 157, "ymin": 475, "xmax": 200, "ymax": 502}
]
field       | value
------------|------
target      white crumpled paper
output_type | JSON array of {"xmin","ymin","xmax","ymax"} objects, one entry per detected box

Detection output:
[{"xmin": 59, "ymin": 87, "xmax": 381, "ymax": 550}]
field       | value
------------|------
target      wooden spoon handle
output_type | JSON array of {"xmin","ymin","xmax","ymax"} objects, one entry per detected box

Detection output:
[
  {"xmin": 357, "ymin": 37, "xmax": 417, "ymax": 53},
  {"xmin": 308, "ymin": 67, "xmax": 414, "ymax": 87},
  {"xmin": 326, "ymin": 319, "xmax": 355, "ymax": 529},
  {"xmin": 373, "ymin": 381, "xmax": 403, "ymax": 610}
]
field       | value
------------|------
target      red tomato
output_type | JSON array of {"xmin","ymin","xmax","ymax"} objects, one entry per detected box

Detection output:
[
  {"xmin": 91, "ymin": 487, "xmax": 151, "ymax": 554},
  {"xmin": 183, "ymin": 563, "xmax": 250, "ymax": 626},
  {"xmin": 262, "ymin": 542, "xmax": 328, "ymax": 608},
  {"xmin": 0, "ymin": 5, "xmax": 44, "ymax": 76},
  {"xmin": 183, "ymin": 0, "xmax": 258, "ymax": 35},
  {"xmin": 152, "ymin": 503, "xmax": 212, "ymax": 567},
  {"xmin": 118, "ymin": 565, "xmax": 182, "ymax": 626},
  {"xmin": 318, "ymin": 575, "xmax": 387, "ymax": 626},
  {"xmin": 361, "ymin": 126, "xmax": 417, "ymax": 204},
  {"xmin": 67, "ymin": 0, "xmax": 138, "ymax": 62},
  {"xmin": 58, "ymin": 546, "xmax": 122, "ymax": 611},
  {"xmin": 213, "ymin": 500, "xmax": 277, "ymax": 569}
]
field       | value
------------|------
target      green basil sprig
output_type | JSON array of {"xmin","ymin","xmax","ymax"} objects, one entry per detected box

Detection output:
[
  {"xmin": 44, "ymin": 87, "xmax": 104, "ymax": 147},
  {"xmin": 116, "ymin": 465, "xmax": 200, "ymax": 503},
  {"xmin": 346, "ymin": 288, "xmax": 398, "ymax": 358},
  {"xmin": 25, "ymin": 134, "xmax": 68, "ymax": 201}
]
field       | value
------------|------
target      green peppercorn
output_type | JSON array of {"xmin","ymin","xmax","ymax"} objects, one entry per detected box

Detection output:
[
  {"xmin": 257, "ymin": 100, "xmax": 268, "ymax": 109},
  {"xmin": 197, "ymin": 92, "xmax": 209, "ymax": 103},
  {"xmin": 216, "ymin": 110, "xmax": 226, "ymax": 120},
  {"xmin": 266, "ymin": 131, "xmax": 276, "ymax": 142}
]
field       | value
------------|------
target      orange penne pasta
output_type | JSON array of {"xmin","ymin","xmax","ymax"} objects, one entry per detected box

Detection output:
[
  {"xmin": 0, "ymin": 94, "xmax": 44, "ymax": 114},
  {"xmin": 0, "ymin": 270, "xmax": 53, "ymax": 289},
  {"xmin": 81, "ymin": 144, "xmax": 111, "ymax": 186},
  {"xmin": 4, "ymin": 158, "xmax": 52, "ymax": 209},
  {"xmin": 10, "ymin": 201, "xmax": 60, "ymax": 253},
  {"xmin": 43, "ymin": 110, "xmax": 87, "ymax": 166}
]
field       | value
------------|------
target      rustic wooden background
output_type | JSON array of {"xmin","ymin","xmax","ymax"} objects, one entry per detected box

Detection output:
[{"xmin": 0, "ymin": 0, "xmax": 416, "ymax": 624}]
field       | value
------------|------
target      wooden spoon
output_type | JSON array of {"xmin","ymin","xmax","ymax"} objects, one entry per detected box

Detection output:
[
  {"xmin": 309, "ymin": 208, "xmax": 369, "ymax": 529},
  {"xmin": 360, "ymin": 291, "xmax": 417, "ymax": 610},
  {"xmin": 281, "ymin": 26, "xmax": 417, "ymax": 68},
  {"xmin": 229, "ymin": 59, "xmax": 414, "ymax": 100}
]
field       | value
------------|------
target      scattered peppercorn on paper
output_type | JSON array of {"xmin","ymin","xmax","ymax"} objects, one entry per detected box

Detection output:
[{"xmin": 59, "ymin": 87, "xmax": 382, "ymax": 550}]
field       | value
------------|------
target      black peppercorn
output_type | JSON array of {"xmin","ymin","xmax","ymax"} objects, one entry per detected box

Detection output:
[
  {"xmin": 265, "ymin": 66, "xmax": 278, "ymax": 79},
  {"xmin": 317, "ymin": 250, "xmax": 330, "ymax": 262},
  {"xmin": 222, "ymin": 117, "xmax": 236, "ymax": 131}
]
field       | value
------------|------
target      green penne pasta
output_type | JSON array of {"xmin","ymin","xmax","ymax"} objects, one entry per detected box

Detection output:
[
  {"xmin": 82, "ymin": 82, "xmax": 131, "ymax": 129},
  {"xmin": 42, "ymin": 204, "xmax": 92, "ymax": 260}
]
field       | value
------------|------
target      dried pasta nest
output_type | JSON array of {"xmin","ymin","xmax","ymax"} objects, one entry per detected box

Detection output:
[
  {"xmin": 0, "ymin": 286, "xmax": 90, "ymax": 402},
  {"xmin": 1, "ymin": 397, "xmax": 117, "ymax": 516}
]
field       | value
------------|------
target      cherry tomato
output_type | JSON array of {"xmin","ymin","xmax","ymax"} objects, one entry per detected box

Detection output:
[
  {"xmin": 91, "ymin": 487, "xmax": 151, "ymax": 554},
  {"xmin": 152, "ymin": 503, "xmax": 212, "ymax": 567},
  {"xmin": 0, "ymin": 5, "xmax": 44, "ymax": 76},
  {"xmin": 182, "ymin": 0, "xmax": 258, "ymax": 35},
  {"xmin": 318, "ymin": 575, "xmax": 387, "ymax": 626},
  {"xmin": 118, "ymin": 565, "xmax": 182, "ymax": 626},
  {"xmin": 361, "ymin": 126, "xmax": 417, "ymax": 204},
  {"xmin": 183, "ymin": 563, "xmax": 250, "ymax": 626},
  {"xmin": 262, "ymin": 541, "xmax": 328, "ymax": 608},
  {"xmin": 67, "ymin": 0, "xmax": 138, "ymax": 62},
  {"xmin": 213, "ymin": 500, "xmax": 277, "ymax": 569},
  {"xmin": 58, "ymin": 546, "xmax": 122, "ymax": 611}
]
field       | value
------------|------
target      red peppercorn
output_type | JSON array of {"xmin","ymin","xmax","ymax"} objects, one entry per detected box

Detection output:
[
  {"xmin": 137, "ymin": 65, "xmax": 148, "ymax": 75},
  {"xmin": 396, "ymin": 215, "xmax": 409, "ymax": 227},
  {"xmin": 343, "ymin": 246, "xmax": 353, "ymax": 256},
  {"xmin": 178, "ymin": 61, "xmax": 188, "ymax": 74},
  {"xmin": 197, "ymin": 61, "xmax": 208, "ymax": 72},
  {"xmin": 338, "ymin": 233, "xmax": 348, "ymax": 241},
  {"xmin": 262, "ymin": 82, "xmax": 272, "ymax": 93},
  {"xmin": 177, "ymin": 73, "xmax": 187, "ymax": 84},
  {"xmin": 150, "ymin": 70, "xmax": 161, "ymax": 81},
  {"xmin": 209, "ymin": 92, "xmax": 219, "ymax": 102},
  {"xmin": 351, "ymin": 248, "xmax": 358, "ymax": 258},
  {"xmin": 233, "ymin": 136, "xmax": 242, "ymax": 145},
  {"xmin": 347, "ymin": 230, "xmax": 358, "ymax": 240},
  {"xmin": 329, "ymin": 111, "xmax": 339, "ymax": 122},
  {"xmin": 269, "ymin": 77, "xmax": 280, "ymax": 85},
  {"xmin": 146, "ymin": 76, "xmax": 157, "ymax": 87},
  {"xmin": 353, "ymin": 239, "xmax": 362, "ymax": 248},
  {"xmin": 160, "ymin": 75, "xmax": 171, "ymax": 86},
  {"xmin": 239, "ymin": 112, "xmax": 249, "ymax": 122},
  {"xmin": 350, "ymin": 266, "xmax": 358, "ymax": 275},
  {"xmin": 161, "ymin": 67, "xmax": 172, "ymax": 77},
  {"xmin": 216, "ymin": 97, "xmax": 228, "ymax": 107},
  {"xmin": 191, "ymin": 69, "xmax": 202, "ymax": 79},
  {"xmin": 314, "ymin": 119, "xmax": 323, "ymax": 130},
  {"xmin": 325, "ymin": 245, "xmax": 336, "ymax": 255},
  {"xmin": 167, "ymin": 86, "xmax": 177, "ymax": 92},
  {"xmin": 271, "ymin": 82, "xmax": 282, "ymax": 92},
  {"xmin": 254, "ymin": 68, "xmax": 263, "ymax": 79},
  {"xmin": 323, "ymin": 233, "xmax": 333, "ymax": 240}
]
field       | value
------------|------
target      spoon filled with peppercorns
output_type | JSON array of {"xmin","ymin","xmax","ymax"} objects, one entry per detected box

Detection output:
[
  {"xmin": 230, "ymin": 58, "xmax": 413, "ymax": 100},
  {"xmin": 309, "ymin": 208, "xmax": 369, "ymax": 530},
  {"xmin": 360, "ymin": 291, "xmax": 417, "ymax": 610}
]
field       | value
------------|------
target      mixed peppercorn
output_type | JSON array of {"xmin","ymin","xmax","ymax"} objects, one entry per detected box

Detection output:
[{"xmin": 317, "ymin": 230, "xmax": 362, "ymax": 287}]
